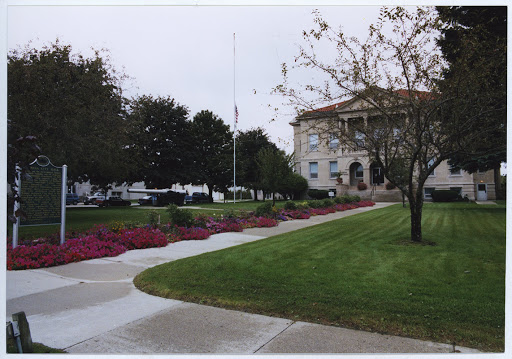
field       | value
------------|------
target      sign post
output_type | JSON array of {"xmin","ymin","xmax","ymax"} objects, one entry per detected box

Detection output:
[
  {"xmin": 60, "ymin": 165, "xmax": 67, "ymax": 245},
  {"xmin": 12, "ymin": 156, "xmax": 67, "ymax": 248}
]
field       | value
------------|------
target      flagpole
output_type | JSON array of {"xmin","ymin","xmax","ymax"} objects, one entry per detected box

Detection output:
[{"xmin": 233, "ymin": 32, "xmax": 236, "ymax": 204}]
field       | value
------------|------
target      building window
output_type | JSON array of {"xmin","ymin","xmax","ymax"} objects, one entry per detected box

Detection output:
[
  {"xmin": 355, "ymin": 164, "xmax": 363, "ymax": 179},
  {"xmin": 450, "ymin": 165, "xmax": 462, "ymax": 176},
  {"xmin": 112, "ymin": 191, "xmax": 122, "ymax": 197},
  {"xmin": 329, "ymin": 161, "xmax": 338, "ymax": 178},
  {"xmin": 354, "ymin": 131, "xmax": 365, "ymax": 149},
  {"xmin": 309, "ymin": 162, "xmax": 318, "ymax": 179},
  {"xmin": 329, "ymin": 134, "xmax": 339, "ymax": 149},
  {"xmin": 309, "ymin": 134, "xmax": 318, "ymax": 151},
  {"xmin": 424, "ymin": 187, "xmax": 435, "ymax": 199}
]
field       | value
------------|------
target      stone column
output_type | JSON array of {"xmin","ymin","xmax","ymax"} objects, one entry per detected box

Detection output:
[
  {"xmin": 363, "ymin": 167, "xmax": 371, "ymax": 186},
  {"xmin": 336, "ymin": 183, "xmax": 349, "ymax": 196}
]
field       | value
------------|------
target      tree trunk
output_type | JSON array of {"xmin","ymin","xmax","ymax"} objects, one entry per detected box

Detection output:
[
  {"xmin": 253, "ymin": 188, "xmax": 259, "ymax": 201},
  {"xmin": 208, "ymin": 186, "xmax": 214, "ymax": 203},
  {"xmin": 272, "ymin": 192, "xmax": 276, "ymax": 206},
  {"xmin": 409, "ymin": 195, "xmax": 423, "ymax": 242}
]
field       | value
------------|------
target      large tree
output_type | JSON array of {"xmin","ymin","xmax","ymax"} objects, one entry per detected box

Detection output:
[
  {"xmin": 256, "ymin": 147, "xmax": 293, "ymax": 206},
  {"xmin": 436, "ymin": 6, "xmax": 507, "ymax": 197},
  {"xmin": 190, "ymin": 110, "xmax": 233, "ymax": 202},
  {"xmin": 273, "ymin": 6, "xmax": 499, "ymax": 242},
  {"xmin": 127, "ymin": 95, "xmax": 193, "ymax": 188},
  {"xmin": 8, "ymin": 41, "xmax": 130, "ymax": 187},
  {"xmin": 236, "ymin": 128, "xmax": 278, "ymax": 200},
  {"xmin": 279, "ymin": 172, "xmax": 309, "ymax": 200}
]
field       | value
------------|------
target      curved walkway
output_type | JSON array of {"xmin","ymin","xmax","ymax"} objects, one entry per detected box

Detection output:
[{"xmin": 6, "ymin": 203, "xmax": 480, "ymax": 354}]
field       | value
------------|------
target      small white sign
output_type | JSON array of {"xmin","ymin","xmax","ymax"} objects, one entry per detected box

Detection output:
[{"xmin": 328, "ymin": 192, "xmax": 334, "ymax": 197}]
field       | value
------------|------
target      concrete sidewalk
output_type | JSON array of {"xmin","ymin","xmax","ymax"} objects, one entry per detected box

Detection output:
[{"xmin": 6, "ymin": 203, "xmax": 480, "ymax": 354}]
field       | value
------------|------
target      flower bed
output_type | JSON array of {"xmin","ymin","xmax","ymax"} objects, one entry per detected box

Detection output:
[
  {"xmin": 7, "ymin": 200, "xmax": 375, "ymax": 270},
  {"xmin": 7, "ymin": 226, "xmax": 167, "ymax": 270},
  {"xmin": 167, "ymin": 226, "xmax": 211, "ymax": 243}
]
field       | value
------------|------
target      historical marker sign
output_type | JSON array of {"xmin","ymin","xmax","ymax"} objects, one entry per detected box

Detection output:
[
  {"xmin": 13, "ymin": 156, "xmax": 67, "ymax": 247},
  {"xmin": 20, "ymin": 163, "xmax": 62, "ymax": 226}
]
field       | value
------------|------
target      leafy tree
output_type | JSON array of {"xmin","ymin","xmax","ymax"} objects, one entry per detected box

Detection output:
[
  {"xmin": 127, "ymin": 95, "xmax": 193, "ymax": 188},
  {"xmin": 279, "ymin": 172, "xmax": 309, "ymax": 200},
  {"xmin": 273, "ymin": 6, "xmax": 498, "ymax": 242},
  {"xmin": 8, "ymin": 40, "xmax": 130, "ymax": 188},
  {"xmin": 190, "ymin": 110, "xmax": 233, "ymax": 202},
  {"xmin": 256, "ymin": 148, "xmax": 293, "ymax": 206},
  {"xmin": 436, "ymin": 6, "xmax": 506, "ymax": 197},
  {"xmin": 236, "ymin": 128, "xmax": 278, "ymax": 200}
]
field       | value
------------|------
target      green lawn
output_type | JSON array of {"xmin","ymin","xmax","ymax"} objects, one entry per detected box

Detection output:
[{"xmin": 134, "ymin": 202, "xmax": 505, "ymax": 352}]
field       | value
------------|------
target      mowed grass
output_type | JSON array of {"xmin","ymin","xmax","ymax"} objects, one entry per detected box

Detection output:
[{"xmin": 134, "ymin": 202, "xmax": 505, "ymax": 352}]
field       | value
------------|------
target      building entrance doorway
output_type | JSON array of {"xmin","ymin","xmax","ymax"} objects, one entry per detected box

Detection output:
[
  {"xmin": 371, "ymin": 165, "xmax": 384, "ymax": 185},
  {"xmin": 477, "ymin": 183, "xmax": 487, "ymax": 201},
  {"xmin": 349, "ymin": 162, "xmax": 364, "ymax": 186}
]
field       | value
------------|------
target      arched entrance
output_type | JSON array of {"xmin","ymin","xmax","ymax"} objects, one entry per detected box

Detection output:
[{"xmin": 349, "ymin": 162, "xmax": 364, "ymax": 186}]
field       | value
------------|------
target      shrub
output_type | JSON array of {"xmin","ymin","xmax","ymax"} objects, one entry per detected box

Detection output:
[
  {"xmin": 166, "ymin": 204, "xmax": 195, "ymax": 227},
  {"xmin": 321, "ymin": 198, "xmax": 335, "ymax": 208},
  {"xmin": 193, "ymin": 213, "xmax": 211, "ymax": 229},
  {"xmin": 349, "ymin": 195, "xmax": 361, "ymax": 202},
  {"xmin": 255, "ymin": 201, "xmax": 273, "ymax": 217},
  {"xmin": 284, "ymin": 200, "xmax": 298, "ymax": 210},
  {"xmin": 431, "ymin": 190, "xmax": 459, "ymax": 202},
  {"xmin": 307, "ymin": 189, "xmax": 330, "ymax": 199},
  {"xmin": 297, "ymin": 201, "xmax": 310, "ymax": 210},
  {"xmin": 357, "ymin": 182, "xmax": 368, "ymax": 190},
  {"xmin": 385, "ymin": 182, "xmax": 396, "ymax": 190},
  {"xmin": 333, "ymin": 196, "xmax": 343, "ymax": 204},
  {"xmin": 337, "ymin": 194, "xmax": 360, "ymax": 204},
  {"xmin": 223, "ymin": 209, "xmax": 238, "ymax": 219},
  {"xmin": 147, "ymin": 210, "xmax": 160, "ymax": 227},
  {"xmin": 307, "ymin": 200, "xmax": 323, "ymax": 209}
]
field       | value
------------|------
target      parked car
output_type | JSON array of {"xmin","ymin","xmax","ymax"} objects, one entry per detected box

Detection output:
[
  {"xmin": 96, "ymin": 196, "xmax": 131, "ymax": 207},
  {"xmin": 191, "ymin": 192, "xmax": 210, "ymax": 204},
  {"xmin": 155, "ymin": 191, "xmax": 185, "ymax": 206},
  {"xmin": 84, "ymin": 192, "xmax": 106, "ymax": 205},
  {"xmin": 66, "ymin": 193, "xmax": 79, "ymax": 205},
  {"xmin": 138, "ymin": 195, "xmax": 153, "ymax": 206},
  {"xmin": 184, "ymin": 195, "xmax": 193, "ymax": 205}
]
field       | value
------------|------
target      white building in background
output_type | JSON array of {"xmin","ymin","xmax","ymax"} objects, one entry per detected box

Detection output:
[{"xmin": 71, "ymin": 181, "xmax": 226, "ymax": 201}]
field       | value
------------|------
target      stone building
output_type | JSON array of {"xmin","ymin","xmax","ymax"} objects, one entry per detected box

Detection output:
[{"xmin": 290, "ymin": 96, "xmax": 496, "ymax": 201}]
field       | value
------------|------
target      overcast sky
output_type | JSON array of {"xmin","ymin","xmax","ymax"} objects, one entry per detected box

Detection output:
[{"xmin": 7, "ymin": 3, "xmax": 387, "ymax": 153}]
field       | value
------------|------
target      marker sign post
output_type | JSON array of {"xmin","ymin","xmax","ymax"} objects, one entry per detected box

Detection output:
[{"xmin": 12, "ymin": 156, "xmax": 67, "ymax": 248}]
